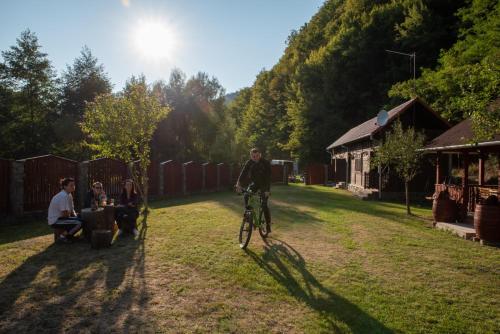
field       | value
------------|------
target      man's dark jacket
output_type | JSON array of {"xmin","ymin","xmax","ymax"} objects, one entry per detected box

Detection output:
[{"xmin": 237, "ymin": 158, "xmax": 272, "ymax": 192}]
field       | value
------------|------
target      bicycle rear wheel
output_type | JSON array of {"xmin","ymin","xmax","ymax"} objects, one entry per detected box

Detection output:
[
  {"xmin": 239, "ymin": 211, "xmax": 253, "ymax": 249},
  {"xmin": 258, "ymin": 209, "xmax": 269, "ymax": 238}
]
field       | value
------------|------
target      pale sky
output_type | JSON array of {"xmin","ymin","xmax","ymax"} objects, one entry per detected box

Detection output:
[{"xmin": 0, "ymin": 0, "xmax": 324, "ymax": 93}]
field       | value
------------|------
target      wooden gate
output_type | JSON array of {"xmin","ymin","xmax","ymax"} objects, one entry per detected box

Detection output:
[
  {"xmin": 0, "ymin": 159, "xmax": 11, "ymax": 214},
  {"xmin": 88, "ymin": 158, "xmax": 128, "ymax": 200},
  {"xmin": 162, "ymin": 160, "xmax": 182, "ymax": 196},
  {"xmin": 23, "ymin": 155, "xmax": 78, "ymax": 211}
]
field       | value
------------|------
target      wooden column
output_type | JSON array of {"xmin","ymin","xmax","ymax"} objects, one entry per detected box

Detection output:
[
  {"xmin": 462, "ymin": 151, "xmax": 469, "ymax": 219},
  {"xmin": 436, "ymin": 152, "xmax": 442, "ymax": 184},
  {"xmin": 478, "ymin": 153, "xmax": 485, "ymax": 186},
  {"xmin": 498, "ymin": 153, "xmax": 500, "ymax": 191}
]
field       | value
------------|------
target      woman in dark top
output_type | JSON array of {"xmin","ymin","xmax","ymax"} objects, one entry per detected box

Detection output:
[{"xmin": 116, "ymin": 179, "xmax": 139, "ymax": 236}]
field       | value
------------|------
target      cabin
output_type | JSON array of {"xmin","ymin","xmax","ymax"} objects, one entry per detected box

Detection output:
[
  {"xmin": 424, "ymin": 118, "xmax": 500, "ymax": 221},
  {"xmin": 326, "ymin": 98, "xmax": 450, "ymax": 199}
]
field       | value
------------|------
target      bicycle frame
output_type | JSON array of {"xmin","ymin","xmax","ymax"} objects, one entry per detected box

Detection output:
[{"xmin": 244, "ymin": 190, "xmax": 264, "ymax": 228}]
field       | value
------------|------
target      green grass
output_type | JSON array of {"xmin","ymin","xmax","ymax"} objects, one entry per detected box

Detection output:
[{"xmin": 0, "ymin": 184, "xmax": 498, "ymax": 333}]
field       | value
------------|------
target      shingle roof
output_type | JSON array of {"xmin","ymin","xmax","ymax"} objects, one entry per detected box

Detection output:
[
  {"xmin": 327, "ymin": 98, "xmax": 419, "ymax": 150},
  {"xmin": 424, "ymin": 118, "xmax": 500, "ymax": 150}
]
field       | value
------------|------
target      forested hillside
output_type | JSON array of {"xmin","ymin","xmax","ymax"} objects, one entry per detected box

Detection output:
[
  {"xmin": 1, "ymin": 0, "xmax": 498, "ymax": 164},
  {"xmin": 230, "ymin": 0, "xmax": 499, "ymax": 163}
]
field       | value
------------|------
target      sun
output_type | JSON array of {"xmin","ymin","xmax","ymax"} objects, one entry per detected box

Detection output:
[{"xmin": 133, "ymin": 19, "xmax": 176, "ymax": 61}]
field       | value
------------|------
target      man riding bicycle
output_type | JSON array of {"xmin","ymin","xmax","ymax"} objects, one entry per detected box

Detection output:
[{"xmin": 235, "ymin": 148, "xmax": 272, "ymax": 232}]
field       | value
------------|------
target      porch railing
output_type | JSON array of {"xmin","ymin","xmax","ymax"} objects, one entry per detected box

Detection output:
[{"xmin": 435, "ymin": 184, "xmax": 498, "ymax": 212}]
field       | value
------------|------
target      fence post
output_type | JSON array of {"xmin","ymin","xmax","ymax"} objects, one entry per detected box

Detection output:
[
  {"xmin": 10, "ymin": 160, "xmax": 24, "ymax": 216},
  {"xmin": 229, "ymin": 164, "xmax": 233, "ymax": 186},
  {"xmin": 78, "ymin": 161, "xmax": 89, "ymax": 210},
  {"xmin": 159, "ymin": 161, "xmax": 165, "ymax": 197},
  {"xmin": 202, "ymin": 163, "xmax": 206, "ymax": 192},
  {"xmin": 216, "ymin": 164, "xmax": 221, "ymax": 191},
  {"xmin": 182, "ymin": 163, "xmax": 187, "ymax": 195}
]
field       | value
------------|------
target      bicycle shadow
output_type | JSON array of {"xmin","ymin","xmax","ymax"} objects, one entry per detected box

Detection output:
[{"xmin": 245, "ymin": 237, "xmax": 395, "ymax": 333}]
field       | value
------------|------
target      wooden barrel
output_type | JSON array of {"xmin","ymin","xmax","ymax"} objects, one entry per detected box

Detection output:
[
  {"xmin": 91, "ymin": 230, "xmax": 113, "ymax": 249},
  {"xmin": 432, "ymin": 198, "xmax": 457, "ymax": 223},
  {"xmin": 474, "ymin": 204, "xmax": 500, "ymax": 242}
]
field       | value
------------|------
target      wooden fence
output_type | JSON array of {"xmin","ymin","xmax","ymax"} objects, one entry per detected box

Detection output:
[
  {"xmin": 305, "ymin": 163, "xmax": 326, "ymax": 185},
  {"xmin": 4, "ymin": 155, "xmax": 288, "ymax": 215},
  {"xmin": 271, "ymin": 165, "xmax": 284, "ymax": 183},
  {"xmin": 132, "ymin": 160, "xmax": 160, "ymax": 197},
  {"xmin": 184, "ymin": 161, "xmax": 202, "ymax": 193},
  {"xmin": 218, "ymin": 163, "xmax": 231, "ymax": 189},
  {"xmin": 22, "ymin": 155, "xmax": 79, "ymax": 211},
  {"xmin": 203, "ymin": 162, "xmax": 217, "ymax": 191},
  {"xmin": 0, "ymin": 159, "xmax": 11, "ymax": 214},
  {"xmin": 162, "ymin": 160, "xmax": 183, "ymax": 196},
  {"xmin": 88, "ymin": 158, "xmax": 128, "ymax": 200}
]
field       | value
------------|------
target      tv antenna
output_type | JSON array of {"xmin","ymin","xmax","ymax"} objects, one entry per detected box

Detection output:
[{"xmin": 385, "ymin": 49, "xmax": 416, "ymax": 95}]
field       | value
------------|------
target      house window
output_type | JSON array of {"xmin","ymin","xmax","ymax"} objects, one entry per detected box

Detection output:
[{"xmin": 355, "ymin": 158, "xmax": 362, "ymax": 172}]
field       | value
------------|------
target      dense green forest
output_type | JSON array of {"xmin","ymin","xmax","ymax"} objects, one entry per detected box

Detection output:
[
  {"xmin": 231, "ymin": 0, "xmax": 499, "ymax": 163},
  {"xmin": 1, "ymin": 0, "xmax": 498, "ymax": 164}
]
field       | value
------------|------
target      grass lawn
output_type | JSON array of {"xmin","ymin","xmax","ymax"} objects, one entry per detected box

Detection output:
[{"xmin": 0, "ymin": 184, "xmax": 498, "ymax": 333}]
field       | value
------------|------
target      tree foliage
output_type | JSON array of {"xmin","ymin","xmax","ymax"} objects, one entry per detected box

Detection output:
[
  {"xmin": 82, "ymin": 78, "xmax": 170, "ymax": 210},
  {"xmin": 390, "ymin": 0, "xmax": 500, "ymax": 141},
  {"xmin": 232, "ymin": 0, "xmax": 466, "ymax": 164},
  {"xmin": 55, "ymin": 46, "xmax": 112, "ymax": 159},
  {"xmin": 373, "ymin": 121, "xmax": 426, "ymax": 214},
  {"xmin": 0, "ymin": 29, "xmax": 58, "ymax": 158}
]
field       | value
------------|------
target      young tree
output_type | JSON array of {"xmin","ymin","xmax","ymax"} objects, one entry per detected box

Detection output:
[
  {"xmin": 81, "ymin": 79, "xmax": 170, "ymax": 212},
  {"xmin": 0, "ymin": 29, "xmax": 58, "ymax": 157},
  {"xmin": 373, "ymin": 121, "xmax": 426, "ymax": 215}
]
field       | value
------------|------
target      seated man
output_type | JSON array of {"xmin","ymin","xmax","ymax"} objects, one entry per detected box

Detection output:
[
  {"xmin": 47, "ymin": 177, "xmax": 83, "ymax": 243},
  {"xmin": 84, "ymin": 181, "xmax": 107, "ymax": 208}
]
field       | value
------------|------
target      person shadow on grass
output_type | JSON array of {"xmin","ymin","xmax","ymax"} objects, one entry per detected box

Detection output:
[
  {"xmin": 0, "ymin": 220, "xmax": 153, "ymax": 333},
  {"xmin": 246, "ymin": 238, "xmax": 395, "ymax": 334}
]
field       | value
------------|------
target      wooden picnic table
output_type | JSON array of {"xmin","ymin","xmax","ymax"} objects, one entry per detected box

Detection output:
[{"xmin": 81, "ymin": 206, "xmax": 116, "ymax": 241}]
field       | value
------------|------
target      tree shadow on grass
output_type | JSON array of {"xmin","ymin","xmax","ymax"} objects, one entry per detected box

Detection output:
[
  {"xmin": 246, "ymin": 237, "xmax": 395, "ymax": 334},
  {"xmin": 0, "ymin": 218, "xmax": 154, "ymax": 333}
]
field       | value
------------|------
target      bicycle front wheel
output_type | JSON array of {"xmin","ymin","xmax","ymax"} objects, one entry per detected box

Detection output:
[{"xmin": 239, "ymin": 211, "xmax": 253, "ymax": 249}]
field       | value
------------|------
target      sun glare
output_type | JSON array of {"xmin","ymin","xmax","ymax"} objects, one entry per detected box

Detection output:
[{"xmin": 133, "ymin": 19, "xmax": 176, "ymax": 61}]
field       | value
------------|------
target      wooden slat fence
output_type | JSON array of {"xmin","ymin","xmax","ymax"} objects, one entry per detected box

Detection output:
[
  {"xmin": 23, "ymin": 155, "xmax": 78, "ymax": 211},
  {"xmin": 88, "ymin": 158, "xmax": 128, "ymax": 200},
  {"xmin": 305, "ymin": 163, "xmax": 326, "ymax": 185},
  {"xmin": 162, "ymin": 160, "xmax": 183, "ymax": 196},
  {"xmin": 184, "ymin": 161, "xmax": 202, "ymax": 193},
  {"xmin": 218, "ymin": 163, "xmax": 230, "ymax": 188},
  {"xmin": 203, "ymin": 162, "xmax": 217, "ymax": 191},
  {"xmin": 0, "ymin": 159, "xmax": 11, "ymax": 214},
  {"xmin": 271, "ymin": 165, "xmax": 284, "ymax": 183},
  {"xmin": 231, "ymin": 163, "xmax": 241, "ymax": 185},
  {"xmin": 133, "ymin": 160, "xmax": 160, "ymax": 196}
]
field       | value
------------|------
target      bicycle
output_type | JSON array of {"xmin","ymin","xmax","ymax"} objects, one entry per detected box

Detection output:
[{"xmin": 238, "ymin": 187, "xmax": 270, "ymax": 249}]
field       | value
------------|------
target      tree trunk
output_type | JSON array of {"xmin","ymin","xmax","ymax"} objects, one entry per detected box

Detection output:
[
  {"xmin": 142, "ymin": 164, "xmax": 149, "ymax": 213},
  {"xmin": 405, "ymin": 180, "xmax": 411, "ymax": 215}
]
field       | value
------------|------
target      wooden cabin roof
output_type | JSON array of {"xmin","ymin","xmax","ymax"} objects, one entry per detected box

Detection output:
[
  {"xmin": 424, "ymin": 118, "xmax": 500, "ymax": 151},
  {"xmin": 326, "ymin": 97, "xmax": 449, "ymax": 150}
]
